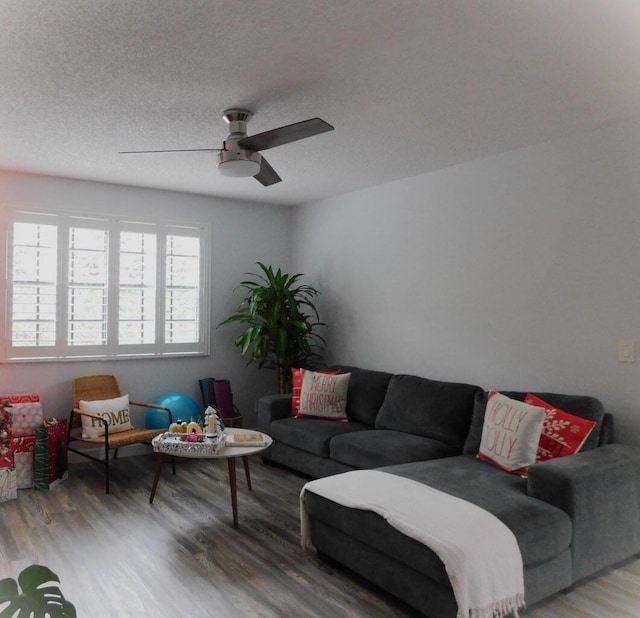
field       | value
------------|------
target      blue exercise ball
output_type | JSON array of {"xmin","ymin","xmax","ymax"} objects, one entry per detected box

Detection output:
[{"xmin": 147, "ymin": 392, "xmax": 201, "ymax": 428}]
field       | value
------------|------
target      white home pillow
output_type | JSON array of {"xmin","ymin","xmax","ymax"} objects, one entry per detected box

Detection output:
[
  {"xmin": 79, "ymin": 394, "xmax": 132, "ymax": 439},
  {"xmin": 477, "ymin": 391, "xmax": 545, "ymax": 476},
  {"xmin": 296, "ymin": 371, "xmax": 351, "ymax": 421}
]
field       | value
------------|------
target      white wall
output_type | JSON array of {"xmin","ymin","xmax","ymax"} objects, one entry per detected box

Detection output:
[
  {"xmin": 0, "ymin": 172, "xmax": 292, "ymax": 428},
  {"xmin": 293, "ymin": 117, "xmax": 640, "ymax": 444}
]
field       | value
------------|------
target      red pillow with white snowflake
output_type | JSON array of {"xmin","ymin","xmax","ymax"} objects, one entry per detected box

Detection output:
[
  {"xmin": 290, "ymin": 368, "xmax": 340, "ymax": 416},
  {"xmin": 524, "ymin": 393, "xmax": 597, "ymax": 462}
]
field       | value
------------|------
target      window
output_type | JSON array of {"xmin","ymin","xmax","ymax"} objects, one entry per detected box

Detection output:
[{"xmin": 3, "ymin": 209, "xmax": 210, "ymax": 361}]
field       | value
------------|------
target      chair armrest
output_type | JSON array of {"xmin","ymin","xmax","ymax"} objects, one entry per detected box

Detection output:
[
  {"xmin": 69, "ymin": 407, "xmax": 108, "ymax": 439},
  {"xmin": 129, "ymin": 401, "xmax": 172, "ymax": 423},
  {"xmin": 527, "ymin": 444, "xmax": 640, "ymax": 582},
  {"xmin": 72, "ymin": 407, "xmax": 104, "ymax": 422},
  {"xmin": 257, "ymin": 394, "xmax": 292, "ymax": 434},
  {"xmin": 130, "ymin": 400, "xmax": 167, "ymax": 410}
]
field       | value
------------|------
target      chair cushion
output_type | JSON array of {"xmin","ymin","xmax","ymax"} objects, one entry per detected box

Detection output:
[
  {"xmin": 375, "ymin": 374, "xmax": 482, "ymax": 449},
  {"xmin": 330, "ymin": 430, "xmax": 459, "ymax": 469},
  {"xmin": 76, "ymin": 427, "xmax": 164, "ymax": 447},
  {"xmin": 270, "ymin": 417, "xmax": 368, "ymax": 457}
]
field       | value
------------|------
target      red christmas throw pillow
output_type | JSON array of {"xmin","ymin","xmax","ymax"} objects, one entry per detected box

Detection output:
[
  {"xmin": 290, "ymin": 367, "xmax": 340, "ymax": 416},
  {"xmin": 524, "ymin": 393, "xmax": 596, "ymax": 462}
]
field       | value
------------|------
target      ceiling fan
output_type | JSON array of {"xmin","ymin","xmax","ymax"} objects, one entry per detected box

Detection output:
[{"xmin": 119, "ymin": 109, "xmax": 334, "ymax": 186}]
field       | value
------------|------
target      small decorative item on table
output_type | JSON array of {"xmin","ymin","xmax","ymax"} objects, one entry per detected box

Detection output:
[
  {"xmin": 152, "ymin": 429, "xmax": 223, "ymax": 456},
  {"xmin": 203, "ymin": 406, "xmax": 225, "ymax": 438},
  {"xmin": 224, "ymin": 431, "xmax": 268, "ymax": 447}
]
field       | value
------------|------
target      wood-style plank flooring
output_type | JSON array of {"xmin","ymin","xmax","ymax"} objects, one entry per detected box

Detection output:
[{"xmin": 1, "ymin": 453, "xmax": 639, "ymax": 617}]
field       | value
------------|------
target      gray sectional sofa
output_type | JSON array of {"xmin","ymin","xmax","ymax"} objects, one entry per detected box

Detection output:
[{"xmin": 257, "ymin": 365, "xmax": 640, "ymax": 617}]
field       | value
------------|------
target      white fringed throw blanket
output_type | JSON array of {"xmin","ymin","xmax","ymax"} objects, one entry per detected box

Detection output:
[{"xmin": 301, "ymin": 470, "xmax": 525, "ymax": 618}]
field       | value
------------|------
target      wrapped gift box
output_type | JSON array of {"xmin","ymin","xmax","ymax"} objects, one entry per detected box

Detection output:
[
  {"xmin": 4, "ymin": 393, "xmax": 44, "ymax": 437},
  {"xmin": 0, "ymin": 467, "xmax": 17, "ymax": 503},
  {"xmin": 0, "ymin": 438, "xmax": 12, "ymax": 467},
  {"xmin": 0, "ymin": 436, "xmax": 36, "ymax": 488},
  {"xmin": 14, "ymin": 436, "xmax": 36, "ymax": 488}
]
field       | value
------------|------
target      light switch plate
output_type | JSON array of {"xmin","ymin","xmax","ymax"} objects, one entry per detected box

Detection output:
[{"xmin": 618, "ymin": 339, "xmax": 636, "ymax": 363}]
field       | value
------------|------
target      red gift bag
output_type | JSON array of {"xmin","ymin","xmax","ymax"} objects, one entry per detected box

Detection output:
[{"xmin": 34, "ymin": 419, "xmax": 68, "ymax": 490}]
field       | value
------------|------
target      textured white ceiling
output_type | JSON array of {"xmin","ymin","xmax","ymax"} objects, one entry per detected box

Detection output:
[{"xmin": 1, "ymin": 1, "xmax": 639, "ymax": 206}]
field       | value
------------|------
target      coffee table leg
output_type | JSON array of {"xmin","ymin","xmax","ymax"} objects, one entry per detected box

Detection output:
[
  {"xmin": 242, "ymin": 456, "xmax": 252, "ymax": 491},
  {"xmin": 227, "ymin": 457, "xmax": 238, "ymax": 528},
  {"xmin": 149, "ymin": 453, "xmax": 166, "ymax": 504}
]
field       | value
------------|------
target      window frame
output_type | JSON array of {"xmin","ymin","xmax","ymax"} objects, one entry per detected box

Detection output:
[{"xmin": 1, "ymin": 207, "xmax": 211, "ymax": 362}]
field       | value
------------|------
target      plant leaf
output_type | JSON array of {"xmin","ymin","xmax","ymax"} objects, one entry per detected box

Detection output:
[
  {"xmin": 0, "ymin": 565, "xmax": 76, "ymax": 618},
  {"xmin": 218, "ymin": 263, "xmax": 326, "ymax": 392}
]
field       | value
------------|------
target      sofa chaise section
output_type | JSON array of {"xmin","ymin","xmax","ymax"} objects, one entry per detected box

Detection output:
[
  {"xmin": 304, "ymin": 454, "xmax": 575, "ymax": 615},
  {"xmin": 304, "ymin": 442, "xmax": 640, "ymax": 616}
]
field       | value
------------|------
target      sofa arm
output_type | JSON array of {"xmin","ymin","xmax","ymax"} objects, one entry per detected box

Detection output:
[
  {"xmin": 527, "ymin": 444, "xmax": 640, "ymax": 582},
  {"xmin": 257, "ymin": 394, "xmax": 292, "ymax": 434}
]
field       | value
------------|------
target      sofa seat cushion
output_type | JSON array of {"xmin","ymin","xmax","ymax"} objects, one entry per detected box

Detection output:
[
  {"xmin": 375, "ymin": 374, "xmax": 482, "ymax": 449},
  {"xmin": 385, "ymin": 456, "xmax": 572, "ymax": 566},
  {"xmin": 332, "ymin": 365, "xmax": 393, "ymax": 426},
  {"xmin": 464, "ymin": 391, "xmax": 606, "ymax": 455},
  {"xmin": 330, "ymin": 430, "xmax": 459, "ymax": 469},
  {"xmin": 269, "ymin": 417, "xmax": 368, "ymax": 458}
]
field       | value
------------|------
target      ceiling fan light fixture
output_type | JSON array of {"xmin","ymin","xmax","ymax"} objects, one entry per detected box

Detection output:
[
  {"xmin": 218, "ymin": 158, "xmax": 261, "ymax": 178},
  {"xmin": 217, "ymin": 147, "xmax": 262, "ymax": 178}
]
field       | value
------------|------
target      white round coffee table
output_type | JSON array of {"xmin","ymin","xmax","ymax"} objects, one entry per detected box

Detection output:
[{"xmin": 149, "ymin": 427, "xmax": 273, "ymax": 528}]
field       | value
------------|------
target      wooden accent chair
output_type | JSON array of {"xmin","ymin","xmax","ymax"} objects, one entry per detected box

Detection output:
[{"xmin": 68, "ymin": 374, "xmax": 173, "ymax": 494}]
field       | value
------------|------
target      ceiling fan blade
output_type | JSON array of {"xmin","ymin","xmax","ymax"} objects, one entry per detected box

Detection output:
[
  {"xmin": 118, "ymin": 148, "xmax": 222, "ymax": 154},
  {"xmin": 239, "ymin": 118, "xmax": 333, "ymax": 152},
  {"xmin": 254, "ymin": 155, "xmax": 282, "ymax": 186}
]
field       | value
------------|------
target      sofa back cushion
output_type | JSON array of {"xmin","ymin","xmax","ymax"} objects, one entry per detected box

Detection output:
[
  {"xmin": 332, "ymin": 365, "xmax": 393, "ymax": 426},
  {"xmin": 375, "ymin": 374, "xmax": 483, "ymax": 449},
  {"xmin": 463, "ymin": 390, "xmax": 606, "ymax": 455}
]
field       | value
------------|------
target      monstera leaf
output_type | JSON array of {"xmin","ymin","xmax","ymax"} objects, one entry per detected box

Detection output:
[{"xmin": 0, "ymin": 565, "xmax": 76, "ymax": 618}]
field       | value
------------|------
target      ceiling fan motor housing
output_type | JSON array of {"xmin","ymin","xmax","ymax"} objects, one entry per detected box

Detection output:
[
  {"xmin": 222, "ymin": 108, "xmax": 253, "ymax": 134},
  {"xmin": 217, "ymin": 108, "xmax": 262, "ymax": 177}
]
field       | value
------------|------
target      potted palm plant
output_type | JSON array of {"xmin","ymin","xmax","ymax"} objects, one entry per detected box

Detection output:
[{"xmin": 219, "ymin": 263, "xmax": 326, "ymax": 393}]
